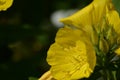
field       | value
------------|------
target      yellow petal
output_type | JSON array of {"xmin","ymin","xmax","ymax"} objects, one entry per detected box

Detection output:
[
  {"xmin": 0, "ymin": 0, "xmax": 13, "ymax": 11},
  {"xmin": 106, "ymin": 10, "xmax": 120, "ymax": 34},
  {"xmin": 115, "ymin": 48, "xmax": 120, "ymax": 55},
  {"xmin": 47, "ymin": 27, "xmax": 96, "ymax": 79},
  {"xmin": 38, "ymin": 71, "xmax": 53, "ymax": 80},
  {"xmin": 70, "ymin": 63, "xmax": 92, "ymax": 79},
  {"xmin": 60, "ymin": 0, "xmax": 110, "ymax": 32},
  {"xmin": 55, "ymin": 26, "xmax": 89, "ymax": 48}
]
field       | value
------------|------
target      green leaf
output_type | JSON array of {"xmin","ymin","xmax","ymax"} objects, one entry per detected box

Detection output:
[
  {"xmin": 28, "ymin": 77, "xmax": 38, "ymax": 80},
  {"xmin": 112, "ymin": 0, "xmax": 120, "ymax": 14}
]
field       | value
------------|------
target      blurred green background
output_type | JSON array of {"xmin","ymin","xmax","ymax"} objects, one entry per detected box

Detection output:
[{"xmin": 0, "ymin": 0, "xmax": 119, "ymax": 80}]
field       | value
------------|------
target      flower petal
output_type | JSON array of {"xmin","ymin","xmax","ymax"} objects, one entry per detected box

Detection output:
[
  {"xmin": 106, "ymin": 10, "xmax": 120, "ymax": 34},
  {"xmin": 115, "ymin": 48, "xmax": 120, "ymax": 55},
  {"xmin": 47, "ymin": 27, "xmax": 96, "ymax": 79},
  {"xmin": 60, "ymin": 0, "xmax": 110, "ymax": 32},
  {"xmin": 0, "ymin": 0, "xmax": 13, "ymax": 11}
]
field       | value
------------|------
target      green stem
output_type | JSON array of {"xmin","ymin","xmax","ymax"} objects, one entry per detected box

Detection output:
[
  {"xmin": 102, "ymin": 69, "xmax": 109, "ymax": 80},
  {"xmin": 102, "ymin": 69, "xmax": 117, "ymax": 80},
  {"xmin": 106, "ymin": 70, "xmax": 110, "ymax": 80},
  {"xmin": 101, "ymin": 54, "xmax": 117, "ymax": 80}
]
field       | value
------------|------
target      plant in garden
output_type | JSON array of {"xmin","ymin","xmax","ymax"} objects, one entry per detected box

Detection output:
[{"xmin": 40, "ymin": 0, "xmax": 120, "ymax": 80}]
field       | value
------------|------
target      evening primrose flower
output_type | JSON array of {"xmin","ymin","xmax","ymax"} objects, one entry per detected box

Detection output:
[
  {"xmin": 0, "ymin": 0, "xmax": 13, "ymax": 11},
  {"xmin": 47, "ymin": 0, "xmax": 120, "ymax": 80},
  {"xmin": 60, "ymin": 0, "xmax": 110, "ymax": 34},
  {"xmin": 59, "ymin": 0, "xmax": 112, "ymax": 49},
  {"xmin": 47, "ymin": 27, "xmax": 96, "ymax": 80},
  {"xmin": 60, "ymin": 0, "xmax": 120, "ymax": 54}
]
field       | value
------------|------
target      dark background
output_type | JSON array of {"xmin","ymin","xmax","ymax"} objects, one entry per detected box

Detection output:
[{"xmin": 0, "ymin": 0, "xmax": 119, "ymax": 80}]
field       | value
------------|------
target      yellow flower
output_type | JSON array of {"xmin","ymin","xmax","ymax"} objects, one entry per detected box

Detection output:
[
  {"xmin": 47, "ymin": 0, "xmax": 120, "ymax": 79},
  {"xmin": 47, "ymin": 27, "xmax": 96, "ymax": 80},
  {"xmin": 60, "ymin": 0, "xmax": 111, "ymax": 33},
  {"xmin": 0, "ymin": 0, "xmax": 13, "ymax": 11},
  {"xmin": 59, "ymin": 0, "xmax": 116, "ymax": 47},
  {"xmin": 60, "ymin": 0, "xmax": 120, "ymax": 53}
]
